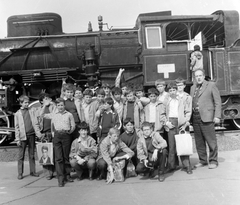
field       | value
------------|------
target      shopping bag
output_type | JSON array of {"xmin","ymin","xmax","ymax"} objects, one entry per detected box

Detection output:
[
  {"xmin": 36, "ymin": 142, "xmax": 54, "ymax": 165},
  {"xmin": 126, "ymin": 159, "xmax": 137, "ymax": 178},
  {"xmin": 174, "ymin": 130, "xmax": 193, "ymax": 156},
  {"xmin": 107, "ymin": 160, "xmax": 125, "ymax": 182}
]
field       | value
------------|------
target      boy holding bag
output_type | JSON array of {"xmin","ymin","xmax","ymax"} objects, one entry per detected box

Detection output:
[{"xmin": 165, "ymin": 79, "xmax": 193, "ymax": 174}]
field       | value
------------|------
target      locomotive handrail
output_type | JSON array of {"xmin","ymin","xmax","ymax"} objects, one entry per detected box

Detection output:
[
  {"xmin": 21, "ymin": 37, "xmax": 42, "ymax": 70},
  {"xmin": 0, "ymin": 37, "xmax": 39, "ymax": 67}
]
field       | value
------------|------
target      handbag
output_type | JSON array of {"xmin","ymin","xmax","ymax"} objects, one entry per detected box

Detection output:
[
  {"xmin": 174, "ymin": 130, "xmax": 193, "ymax": 156},
  {"xmin": 107, "ymin": 160, "xmax": 125, "ymax": 182},
  {"xmin": 36, "ymin": 142, "xmax": 54, "ymax": 165},
  {"xmin": 126, "ymin": 159, "xmax": 137, "ymax": 178}
]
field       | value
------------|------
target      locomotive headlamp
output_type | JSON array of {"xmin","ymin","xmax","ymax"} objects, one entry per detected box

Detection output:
[{"xmin": 33, "ymin": 72, "xmax": 43, "ymax": 77}]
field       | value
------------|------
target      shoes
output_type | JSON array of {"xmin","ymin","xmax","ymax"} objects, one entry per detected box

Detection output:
[
  {"xmin": 158, "ymin": 174, "xmax": 165, "ymax": 182},
  {"xmin": 65, "ymin": 176, "xmax": 74, "ymax": 182},
  {"xmin": 97, "ymin": 174, "xmax": 104, "ymax": 181},
  {"xmin": 46, "ymin": 176, "xmax": 53, "ymax": 180},
  {"xmin": 30, "ymin": 173, "xmax": 39, "ymax": 177},
  {"xmin": 58, "ymin": 183, "xmax": 64, "ymax": 187},
  {"xmin": 186, "ymin": 167, "xmax": 193, "ymax": 174},
  {"xmin": 164, "ymin": 168, "xmax": 174, "ymax": 174},
  {"xmin": 89, "ymin": 170, "xmax": 93, "ymax": 181},
  {"xmin": 76, "ymin": 176, "xmax": 83, "ymax": 181},
  {"xmin": 194, "ymin": 163, "xmax": 208, "ymax": 168},
  {"xmin": 208, "ymin": 164, "xmax": 218, "ymax": 169},
  {"xmin": 18, "ymin": 174, "xmax": 23, "ymax": 180},
  {"xmin": 149, "ymin": 169, "xmax": 155, "ymax": 179}
]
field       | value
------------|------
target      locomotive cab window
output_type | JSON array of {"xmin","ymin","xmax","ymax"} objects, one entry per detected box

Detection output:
[{"xmin": 145, "ymin": 27, "xmax": 162, "ymax": 49}]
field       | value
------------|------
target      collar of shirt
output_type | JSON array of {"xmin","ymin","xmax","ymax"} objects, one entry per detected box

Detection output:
[
  {"xmin": 149, "ymin": 102, "xmax": 157, "ymax": 106},
  {"xmin": 66, "ymin": 98, "xmax": 74, "ymax": 101},
  {"xmin": 56, "ymin": 110, "xmax": 67, "ymax": 114},
  {"xmin": 104, "ymin": 110, "xmax": 114, "ymax": 114},
  {"xmin": 41, "ymin": 103, "xmax": 51, "ymax": 108},
  {"xmin": 144, "ymin": 135, "xmax": 152, "ymax": 139},
  {"xmin": 20, "ymin": 107, "xmax": 28, "ymax": 110},
  {"xmin": 77, "ymin": 136, "xmax": 88, "ymax": 143},
  {"xmin": 177, "ymin": 92, "xmax": 184, "ymax": 99},
  {"xmin": 159, "ymin": 91, "xmax": 167, "ymax": 96},
  {"xmin": 74, "ymin": 98, "xmax": 82, "ymax": 103},
  {"xmin": 125, "ymin": 130, "xmax": 134, "ymax": 134},
  {"xmin": 169, "ymin": 96, "xmax": 179, "ymax": 102}
]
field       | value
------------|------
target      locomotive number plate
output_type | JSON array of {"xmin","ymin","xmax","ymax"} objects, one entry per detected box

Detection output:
[{"xmin": 157, "ymin": 64, "xmax": 175, "ymax": 78}]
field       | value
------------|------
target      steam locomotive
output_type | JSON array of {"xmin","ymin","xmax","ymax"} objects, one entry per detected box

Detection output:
[{"xmin": 0, "ymin": 9, "xmax": 240, "ymax": 145}]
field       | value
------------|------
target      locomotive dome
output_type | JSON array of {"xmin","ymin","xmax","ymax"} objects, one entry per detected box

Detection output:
[{"xmin": 7, "ymin": 13, "xmax": 63, "ymax": 37}]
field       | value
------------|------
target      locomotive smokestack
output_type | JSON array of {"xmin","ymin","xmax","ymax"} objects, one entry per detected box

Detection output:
[{"xmin": 88, "ymin": 21, "xmax": 92, "ymax": 32}]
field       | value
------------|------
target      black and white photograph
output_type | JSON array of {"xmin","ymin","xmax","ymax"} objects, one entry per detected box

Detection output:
[{"xmin": 0, "ymin": 0, "xmax": 240, "ymax": 204}]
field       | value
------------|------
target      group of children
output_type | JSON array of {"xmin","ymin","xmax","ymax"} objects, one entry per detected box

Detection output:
[{"xmin": 15, "ymin": 69, "xmax": 193, "ymax": 186}]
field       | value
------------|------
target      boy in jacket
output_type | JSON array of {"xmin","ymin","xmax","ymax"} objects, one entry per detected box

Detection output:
[
  {"xmin": 136, "ymin": 122, "xmax": 167, "ymax": 182},
  {"xmin": 143, "ymin": 88, "xmax": 167, "ymax": 133},
  {"xmin": 165, "ymin": 80, "xmax": 192, "ymax": 174},
  {"xmin": 15, "ymin": 95, "xmax": 41, "ymax": 180}
]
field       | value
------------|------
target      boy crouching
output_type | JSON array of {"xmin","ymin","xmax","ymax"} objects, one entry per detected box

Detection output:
[{"xmin": 136, "ymin": 122, "xmax": 167, "ymax": 182}]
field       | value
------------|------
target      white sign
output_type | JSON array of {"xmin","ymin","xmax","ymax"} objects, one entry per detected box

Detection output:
[{"xmin": 157, "ymin": 64, "xmax": 175, "ymax": 78}]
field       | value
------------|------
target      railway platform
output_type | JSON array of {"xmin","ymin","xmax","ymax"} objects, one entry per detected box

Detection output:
[{"xmin": 0, "ymin": 149, "xmax": 240, "ymax": 205}]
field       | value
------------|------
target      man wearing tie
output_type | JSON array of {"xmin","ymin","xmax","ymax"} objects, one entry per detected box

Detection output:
[{"xmin": 190, "ymin": 68, "xmax": 221, "ymax": 169}]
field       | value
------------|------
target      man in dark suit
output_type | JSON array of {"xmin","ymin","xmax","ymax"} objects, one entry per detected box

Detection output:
[{"xmin": 190, "ymin": 68, "xmax": 221, "ymax": 169}]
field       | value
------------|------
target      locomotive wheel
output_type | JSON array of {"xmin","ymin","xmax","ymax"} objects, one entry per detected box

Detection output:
[
  {"xmin": 0, "ymin": 110, "xmax": 11, "ymax": 146},
  {"xmin": 232, "ymin": 119, "xmax": 240, "ymax": 129}
]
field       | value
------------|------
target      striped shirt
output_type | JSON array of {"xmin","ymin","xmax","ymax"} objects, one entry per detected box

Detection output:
[{"xmin": 43, "ymin": 110, "xmax": 75, "ymax": 133}]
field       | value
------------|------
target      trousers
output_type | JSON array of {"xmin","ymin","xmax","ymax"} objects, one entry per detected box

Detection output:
[
  {"xmin": 70, "ymin": 158, "xmax": 96, "ymax": 177},
  {"xmin": 136, "ymin": 149, "xmax": 168, "ymax": 174},
  {"xmin": 192, "ymin": 112, "xmax": 218, "ymax": 165},
  {"xmin": 18, "ymin": 134, "xmax": 36, "ymax": 175},
  {"xmin": 53, "ymin": 132, "xmax": 72, "ymax": 183}
]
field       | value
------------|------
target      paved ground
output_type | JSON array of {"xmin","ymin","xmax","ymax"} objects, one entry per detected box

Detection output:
[{"xmin": 1, "ymin": 150, "xmax": 240, "ymax": 205}]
